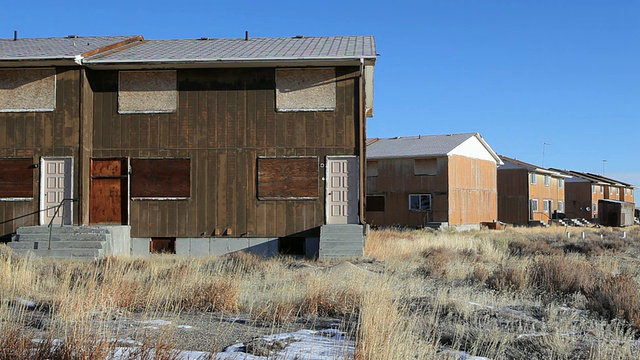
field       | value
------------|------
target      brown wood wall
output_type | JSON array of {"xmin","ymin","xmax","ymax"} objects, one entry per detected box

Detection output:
[
  {"xmin": 0, "ymin": 68, "xmax": 81, "ymax": 236},
  {"xmin": 447, "ymin": 155, "xmax": 497, "ymax": 225},
  {"xmin": 565, "ymin": 182, "xmax": 601, "ymax": 219},
  {"xmin": 528, "ymin": 173, "xmax": 565, "ymax": 222},
  {"xmin": 89, "ymin": 67, "xmax": 360, "ymax": 238},
  {"xmin": 497, "ymin": 169, "xmax": 529, "ymax": 224}
]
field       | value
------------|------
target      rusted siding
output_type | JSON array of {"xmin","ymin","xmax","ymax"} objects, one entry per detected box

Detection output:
[
  {"xmin": 89, "ymin": 67, "xmax": 360, "ymax": 238},
  {"xmin": 447, "ymin": 155, "xmax": 497, "ymax": 226},
  {"xmin": 366, "ymin": 157, "xmax": 449, "ymax": 227},
  {"xmin": 497, "ymin": 169, "xmax": 529, "ymax": 224},
  {"xmin": 0, "ymin": 68, "xmax": 82, "ymax": 236}
]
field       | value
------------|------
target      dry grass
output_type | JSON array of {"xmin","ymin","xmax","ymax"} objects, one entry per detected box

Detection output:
[{"xmin": 2, "ymin": 225, "xmax": 640, "ymax": 358}]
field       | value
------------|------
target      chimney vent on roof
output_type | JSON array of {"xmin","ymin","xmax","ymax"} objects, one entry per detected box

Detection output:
[
  {"xmin": 245, "ymin": 31, "xmax": 248, "ymax": 41},
  {"xmin": 67, "ymin": 35, "xmax": 78, "ymax": 38},
  {"xmin": 200, "ymin": 37, "xmax": 210, "ymax": 40},
  {"xmin": 13, "ymin": 30, "xmax": 17, "ymax": 41},
  {"xmin": 295, "ymin": 35, "xmax": 304, "ymax": 39}
]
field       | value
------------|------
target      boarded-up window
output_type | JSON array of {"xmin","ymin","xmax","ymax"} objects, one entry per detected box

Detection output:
[
  {"xmin": 367, "ymin": 160, "xmax": 378, "ymax": 177},
  {"xmin": 366, "ymin": 195, "xmax": 385, "ymax": 212},
  {"xmin": 118, "ymin": 71, "xmax": 177, "ymax": 114},
  {"xmin": 414, "ymin": 158, "xmax": 437, "ymax": 176},
  {"xmin": 131, "ymin": 158, "xmax": 190, "ymax": 199},
  {"xmin": 276, "ymin": 68, "xmax": 336, "ymax": 111},
  {"xmin": 258, "ymin": 157, "xmax": 318, "ymax": 199},
  {"xmin": 0, "ymin": 69, "xmax": 55, "ymax": 112},
  {"xmin": 0, "ymin": 158, "xmax": 33, "ymax": 199}
]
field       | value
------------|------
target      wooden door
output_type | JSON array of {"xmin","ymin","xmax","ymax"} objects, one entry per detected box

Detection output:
[
  {"xmin": 90, "ymin": 158, "xmax": 128, "ymax": 224},
  {"xmin": 40, "ymin": 158, "xmax": 73, "ymax": 225},
  {"xmin": 326, "ymin": 156, "xmax": 359, "ymax": 224}
]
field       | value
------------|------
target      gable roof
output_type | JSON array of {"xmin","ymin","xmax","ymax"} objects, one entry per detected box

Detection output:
[
  {"xmin": 499, "ymin": 155, "xmax": 569, "ymax": 177},
  {"xmin": 367, "ymin": 133, "xmax": 502, "ymax": 164},
  {"xmin": 83, "ymin": 36, "xmax": 376, "ymax": 67},
  {"xmin": 550, "ymin": 169, "xmax": 635, "ymax": 188},
  {"xmin": 0, "ymin": 35, "xmax": 141, "ymax": 62}
]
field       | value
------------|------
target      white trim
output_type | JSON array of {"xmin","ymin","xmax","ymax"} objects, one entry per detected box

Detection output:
[
  {"xmin": 0, "ymin": 197, "xmax": 33, "ymax": 202},
  {"xmin": 39, "ymin": 156, "xmax": 73, "ymax": 226}
]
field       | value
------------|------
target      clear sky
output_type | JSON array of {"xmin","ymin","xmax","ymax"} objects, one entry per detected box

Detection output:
[{"xmin": 2, "ymin": 0, "xmax": 639, "ymax": 186}]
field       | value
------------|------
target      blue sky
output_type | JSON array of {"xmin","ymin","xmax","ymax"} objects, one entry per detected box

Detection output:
[{"xmin": 3, "ymin": 0, "xmax": 639, "ymax": 185}]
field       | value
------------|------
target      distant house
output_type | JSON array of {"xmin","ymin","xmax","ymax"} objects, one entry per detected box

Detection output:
[
  {"xmin": 0, "ymin": 34, "xmax": 377, "ymax": 259},
  {"xmin": 366, "ymin": 133, "xmax": 502, "ymax": 230},
  {"xmin": 497, "ymin": 156, "xmax": 570, "ymax": 226},
  {"xmin": 550, "ymin": 169, "xmax": 635, "ymax": 221}
]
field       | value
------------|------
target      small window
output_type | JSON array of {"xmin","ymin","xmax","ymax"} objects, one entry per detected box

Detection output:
[
  {"xmin": 543, "ymin": 200, "xmax": 550, "ymax": 212},
  {"xmin": 530, "ymin": 173, "xmax": 537, "ymax": 185},
  {"xmin": 558, "ymin": 178, "xmax": 563, "ymax": 188},
  {"xmin": 592, "ymin": 203, "xmax": 597, "ymax": 213},
  {"xmin": 409, "ymin": 194, "xmax": 431, "ymax": 211},
  {"xmin": 257, "ymin": 157, "xmax": 318, "ymax": 200},
  {"xmin": 600, "ymin": 185, "xmax": 604, "ymax": 193},
  {"xmin": 131, "ymin": 158, "xmax": 190, "ymax": 199},
  {"xmin": 0, "ymin": 68, "xmax": 56, "ymax": 112},
  {"xmin": 414, "ymin": 158, "xmax": 437, "ymax": 176},
  {"xmin": 118, "ymin": 71, "xmax": 177, "ymax": 114},
  {"xmin": 276, "ymin": 68, "xmax": 336, "ymax": 112},
  {"xmin": 151, "ymin": 237, "xmax": 176, "ymax": 254},
  {"xmin": 558, "ymin": 201, "xmax": 565, "ymax": 213},
  {"xmin": 544, "ymin": 175, "xmax": 550, "ymax": 187},
  {"xmin": 366, "ymin": 195, "xmax": 385, "ymax": 212},
  {"xmin": 530, "ymin": 199, "xmax": 539, "ymax": 212},
  {"xmin": 0, "ymin": 158, "xmax": 34, "ymax": 199},
  {"xmin": 593, "ymin": 185, "xmax": 597, "ymax": 194},
  {"xmin": 616, "ymin": 187, "xmax": 619, "ymax": 195},
  {"xmin": 367, "ymin": 160, "xmax": 378, "ymax": 177}
]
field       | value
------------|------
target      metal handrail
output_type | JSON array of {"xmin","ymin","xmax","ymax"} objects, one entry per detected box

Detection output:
[{"xmin": 47, "ymin": 198, "xmax": 78, "ymax": 250}]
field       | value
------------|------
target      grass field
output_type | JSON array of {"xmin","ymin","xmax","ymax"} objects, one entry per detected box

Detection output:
[{"xmin": 2, "ymin": 225, "xmax": 640, "ymax": 359}]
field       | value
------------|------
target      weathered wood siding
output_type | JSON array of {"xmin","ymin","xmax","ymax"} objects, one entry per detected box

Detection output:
[
  {"xmin": 366, "ymin": 157, "xmax": 449, "ymax": 227},
  {"xmin": 89, "ymin": 67, "xmax": 360, "ymax": 238},
  {"xmin": 447, "ymin": 155, "xmax": 497, "ymax": 225},
  {"xmin": 528, "ymin": 173, "xmax": 565, "ymax": 222},
  {"xmin": 0, "ymin": 68, "xmax": 81, "ymax": 237},
  {"xmin": 497, "ymin": 169, "xmax": 529, "ymax": 224}
]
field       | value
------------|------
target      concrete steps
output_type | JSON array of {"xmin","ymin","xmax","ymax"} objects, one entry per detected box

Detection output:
[
  {"xmin": 319, "ymin": 224, "xmax": 364, "ymax": 260},
  {"xmin": 8, "ymin": 226, "xmax": 111, "ymax": 260}
]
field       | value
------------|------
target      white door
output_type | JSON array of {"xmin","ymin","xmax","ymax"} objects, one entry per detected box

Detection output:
[
  {"xmin": 326, "ymin": 156, "xmax": 359, "ymax": 224},
  {"xmin": 40, "ymin": 158, "xmax": 73, "ymax": 225}
]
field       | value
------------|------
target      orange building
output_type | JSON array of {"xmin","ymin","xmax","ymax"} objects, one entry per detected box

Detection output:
[
  {"xmin": 366, "ymin": 133, "xmax": 502, "ymax": 230},
  {"xmin": 497, "ymin": 156, "xmax": 570, "ymax": 226}
]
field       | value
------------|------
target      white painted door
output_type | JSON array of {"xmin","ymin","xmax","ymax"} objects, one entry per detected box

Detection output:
[
  {"xmin": 326, "ymin": 156, "xmax": 359, "ymax": 224},
  {"xmin": 40, "ymin": 158, "xmax": 73, "ymax": 225}
]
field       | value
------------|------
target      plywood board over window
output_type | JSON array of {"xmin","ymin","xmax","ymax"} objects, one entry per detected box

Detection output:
[
  {"xmin": 414, "ymin": 158, "xmax": 437, "ymax": 176},
  {"xmin": 276, "ymin": 68, "xmax": 336, "ymax": 111},
  {"xmin": 0, "ymin": 158, "xmax": 34, "ymax": 199},
  {"xmin": 118, "ymin": 71, "xmax": 177, "ymax": 114},
  {"xmin": 131, "ymin": 158, "xmax": 190, "ymax": 199},
  {"xmin": 0, "ymin": 68, "xmax": 55, "ymax": 112},
  {"xmin": 258, "ymin": 157, "xmax": 318, "ymax": 200}
]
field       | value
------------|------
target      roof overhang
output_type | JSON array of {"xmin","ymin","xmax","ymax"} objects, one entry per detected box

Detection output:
[
  {"xmin": 82, "ymin": 57, "xmax": 376, "ymax": 70},
  {"xmin": 0, "ymin": 59, "xmax": 80, "ymax": 67}
]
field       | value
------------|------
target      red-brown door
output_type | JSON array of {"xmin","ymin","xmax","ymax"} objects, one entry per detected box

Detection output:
[{"xmin": 90, "ymin": 158, "xmax": 128, "ymax": 224}]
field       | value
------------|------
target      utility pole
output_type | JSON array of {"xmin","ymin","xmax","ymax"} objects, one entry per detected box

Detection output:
[{"xmin": 602, "ymin": 159, "xmax": 607, "ymax": 176}]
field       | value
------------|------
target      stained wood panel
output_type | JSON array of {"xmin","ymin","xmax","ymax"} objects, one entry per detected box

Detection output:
[
  {"xmin": 131, "ymin": 158, "xmax": 190, "ymax": 198},
  {"xmin": 0, "ymin": 158, "xmax": 34, "ymax": 198},
  {"xmin": 90, "ymin": 158, "xmax": 127, "ymax": 224},
  {"xmin": 258, "ymin": 157, "xmax": 319, "ymax": 199}
]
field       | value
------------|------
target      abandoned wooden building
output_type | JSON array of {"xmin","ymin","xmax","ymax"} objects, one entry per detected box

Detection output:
[
  {"xmin": 497, "ymin": 156, "xmax": 570, "ymax": 226},
  {"xmin": 0, "ymin": 34, "xmax": 377, "ymax": 259},
  {"xmin": 366, "ymin": 133, "xmax": 502, "ymax": 230}
]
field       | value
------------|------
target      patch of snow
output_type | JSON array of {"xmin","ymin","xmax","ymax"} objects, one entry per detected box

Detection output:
[
  {"xmin": 140, "ymin": 319, "xmax": 172, "ymax": 326},
  {"xmin": 177, "ymin": 325, "xmax": 193, "ymax": 329},
  {"xmin": 440, "ymin": 349, "xmax": 491, "ymax": 360}
]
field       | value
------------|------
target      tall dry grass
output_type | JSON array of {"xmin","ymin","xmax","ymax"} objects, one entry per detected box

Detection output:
[{"xmin": 2, "ymin": 225, "xmax": 640, "ymax": 358}]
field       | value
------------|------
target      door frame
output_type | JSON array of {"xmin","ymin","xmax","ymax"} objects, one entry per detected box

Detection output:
[
  {"xmin": 325, "ymin": 155, "xmax": 360, "ymax": 224},
  {"xmin": 89, "ymin": 157, "xmax": 130, "ymax": 225},
  {"xmin": 39, "ymin": 156, "xmax": 74, "ymax": 226}
]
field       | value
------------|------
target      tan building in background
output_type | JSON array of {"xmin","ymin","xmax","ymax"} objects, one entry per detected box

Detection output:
[
  {"xmin": 366, "ymin": 133, "xmax": 502, "ymax": 230},
  {"xmin": 497, "ymin": 156, "xmax": 569, "ymax": 226}
]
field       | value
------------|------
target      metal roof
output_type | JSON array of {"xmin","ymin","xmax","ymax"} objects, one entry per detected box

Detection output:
[
  {"xmin": 83, "ymin": 36, "xmax": 376, "ymax": 64},
  {"xmin": 367, "ymin": 133, "xmax": 480, "ymax": 159},
  {"xmin": 499, "ymin": 155, "xmax": 569, "ymax": 177},
  {"xmin": 551, "ymin": 168, "xmax": 635, "ymax": 187},
  {"xmin": 0, "ymin": 36, "xmax": 138, "ymax": 61}
]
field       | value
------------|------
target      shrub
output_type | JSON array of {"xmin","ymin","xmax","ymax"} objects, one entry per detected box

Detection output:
[
  {"xmin": 508, "ymin": 239, "xmax": 562, "ymax": 257},
  {"xmin": 486, "ymin": 264, "xmax": 527, "ymax": 292},
  {"xmin": 416, "ymin": 247, "xmax": 456, "ymax": 280},
  {"xmin": 182, "ymin": 278, "xmax": 239, "ymax": 312},
  {"xmin": 529, "ymin": 256, "xmax": 594, "ymax": 296},
  {"xmin": 582, "ymin": 273, "xmax": 640, "ymax": 331}
]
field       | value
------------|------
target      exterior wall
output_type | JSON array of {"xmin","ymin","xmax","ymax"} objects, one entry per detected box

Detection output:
[
  {"xmin": 366, "ymin": 157, "xmax": 449, "ymax": 227},
  {"xmin": 0, "ymin": 67, "xmax": 82, "ymax": 237},
  {"xmin": 591, "ymin": 185, "xmax": 605, "ymax": 219},
  {"xmin": 447, "ymin": 155, "xmax": 497, "ymax": 226},
  {"xmin": 88, "ymin": 67, "xmax": 361, "ymax": 239},
  {"xmin": 497, "ymin": 169, "xmax": 529, "ymax": 224},
  {"xmin": 621, "ymin": 187, "xmax": 635, "ymax": 204},
  {"xmin": 528, "ymin": 173, "xmax": 565, "ymax": 222},
  {"xmin": 564, "ymin": 182, "xmax": 593, "ymax": 219}
]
